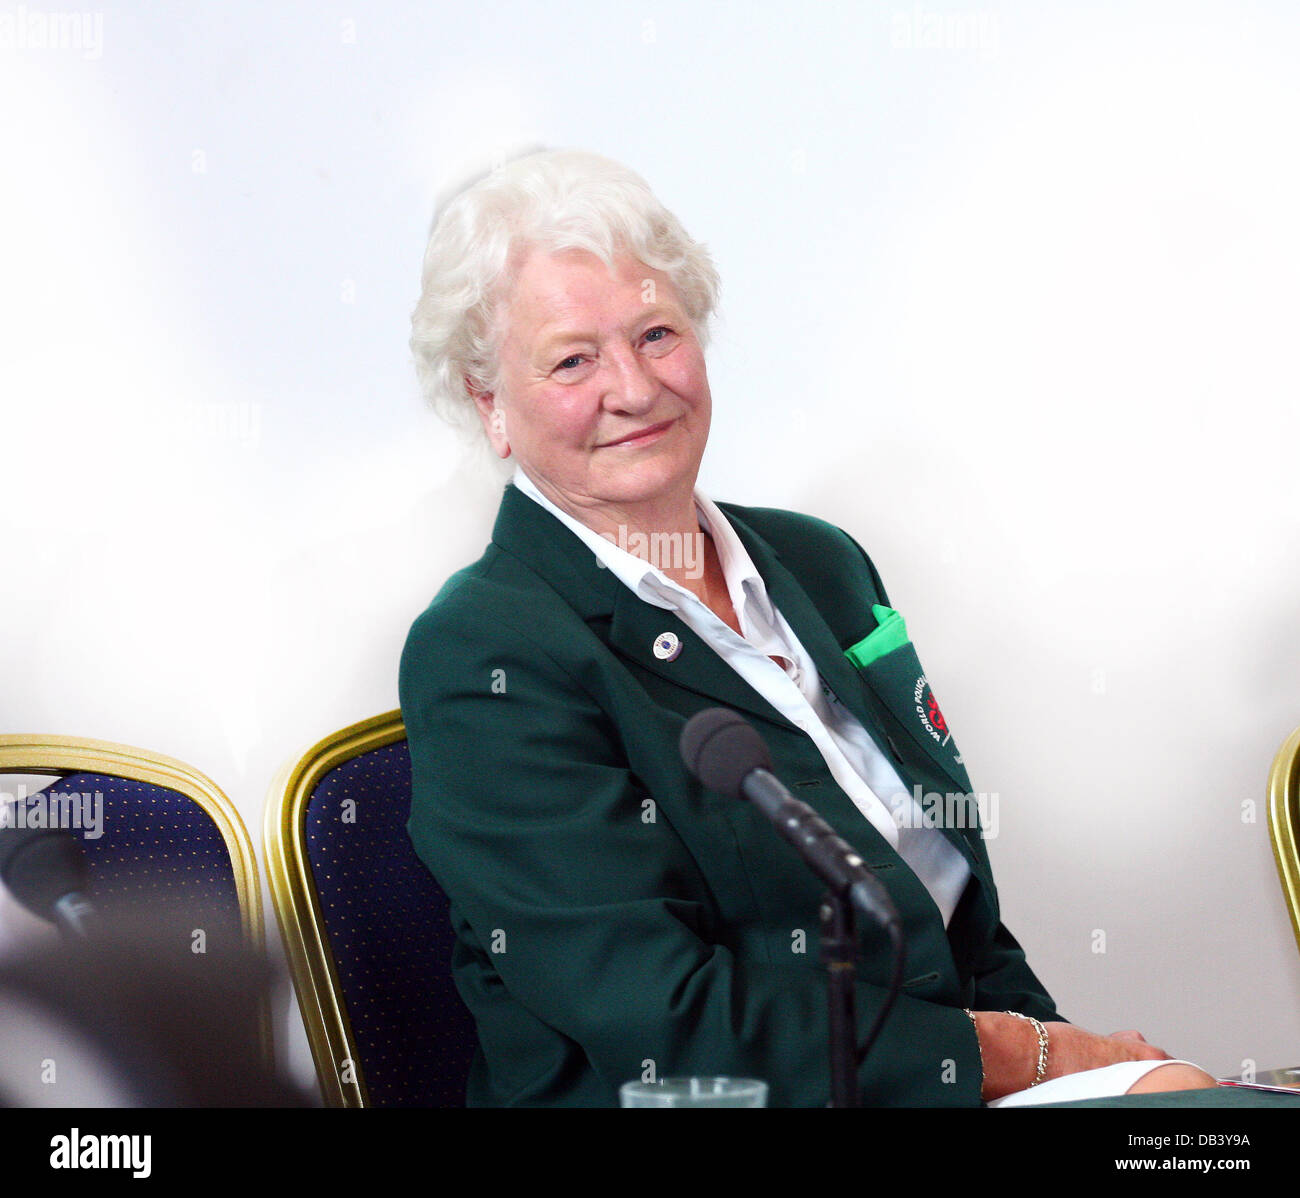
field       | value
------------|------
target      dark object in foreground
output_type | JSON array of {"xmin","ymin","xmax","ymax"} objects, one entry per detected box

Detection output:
[{"xmin": 0, "ymin": 914, "xmax": 309, "ymax": 1107}]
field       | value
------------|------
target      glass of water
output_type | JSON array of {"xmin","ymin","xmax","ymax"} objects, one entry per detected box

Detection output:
[{"xmin": 619, "ymin": 1077, "xmax": 768, "ymax": 1107}]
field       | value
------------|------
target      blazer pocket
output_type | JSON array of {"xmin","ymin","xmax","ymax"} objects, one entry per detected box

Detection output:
[{"xmin": 849, "ymin": 636, "xmax": 973, "ymax": 796}]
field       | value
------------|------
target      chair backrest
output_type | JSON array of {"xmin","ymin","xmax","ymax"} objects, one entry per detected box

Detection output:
[
  {"xmin": 263, "ymin": 711, "xmax": 477, "ymax": 1107},
  {"xmin": 1269, "ymin": 725, "xmax": 1300, "ymax": 959},
  {"xmin": 0, "ymin": 734, "xmax": 268, "ymax": 1054}
]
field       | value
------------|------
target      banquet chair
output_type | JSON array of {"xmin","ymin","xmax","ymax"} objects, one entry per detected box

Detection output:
[
  {"xmin": 0, "ymin": 734, "xmax": 271, "ymax": 1069},
  {"xmin": 263, "ymin": 710, "xmax": 477, "ymax": 1107},
  {"xmin": 1268, "ymin": 725, "xmax": 1300, "ymax": 960}
]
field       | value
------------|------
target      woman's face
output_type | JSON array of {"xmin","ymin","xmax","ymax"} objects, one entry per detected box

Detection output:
[{"xmin": 474, "ymin": 245, "xmax": 712, "ymax": 528}]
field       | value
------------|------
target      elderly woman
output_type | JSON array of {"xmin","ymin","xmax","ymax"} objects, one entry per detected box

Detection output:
[{"xmin": 401, "ymin": 149, "xmax": 1214, "ymax": 1107}]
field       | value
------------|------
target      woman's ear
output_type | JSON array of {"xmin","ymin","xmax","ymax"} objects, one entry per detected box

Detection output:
[{"xmin": 467, "ymin": 378, "xmax": 510, "ymax": 459}]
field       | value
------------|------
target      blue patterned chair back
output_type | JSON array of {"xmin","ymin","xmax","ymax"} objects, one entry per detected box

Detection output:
[
  {"xmin": 266, "ymin": 716, "xmax": 477, "ymax": 1107},
  {"xmin": 0, "ymin": 737, "xmax": 261, "ymax": 953},
  {"xmin": 22, "ymin": 772, "xmax": 244, "ymax": 947}
]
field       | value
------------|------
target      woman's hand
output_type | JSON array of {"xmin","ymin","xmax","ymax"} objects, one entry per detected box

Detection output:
[
  {"xmin": 1048, "ymin": 1026, "xmax": 1219, "ymax": 1093},
  {"xmin": 1039, "ymin": 1022, "xmax": 1169, "ymax": 1081},
  {"xmin": 971, "ymin": 1012, "xmax": 1184, "ymax": 1101}
]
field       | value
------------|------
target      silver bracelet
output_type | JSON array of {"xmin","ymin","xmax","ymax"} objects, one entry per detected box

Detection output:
[
  {"xmin": 1006, "ymin": 1011, "xmax": 1049, "ymax": 1086},
  {"xmin": 962, "ymin": 1008, "xmax": 985, "ymax": 1076}
]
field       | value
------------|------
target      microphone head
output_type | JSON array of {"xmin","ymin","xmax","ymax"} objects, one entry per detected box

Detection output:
[
  {"xmin": 0, "ymin": 823, "xmax": 90, "ymax": 925},
  {"xmin": 679, "ymin": 708, "xmax": 772, "ymax": 799}
]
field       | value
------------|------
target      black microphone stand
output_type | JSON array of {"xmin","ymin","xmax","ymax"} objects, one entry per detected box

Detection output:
[
  {"xmin": 821, "ymin": 881, "xmax": 909, "ymax": 1108},
  {"xmin": 820, "ymin": 890, "xmax": 859, "ymax": 1108}
]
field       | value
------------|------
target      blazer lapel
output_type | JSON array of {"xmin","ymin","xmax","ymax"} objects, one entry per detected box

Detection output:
[
  {"xmin": 606, "ymin": 587, "xmax": 794, "ymax": 730},
  {"xmin": 490, "ymin": 484, "xmax": 797, "ymax": 730}
]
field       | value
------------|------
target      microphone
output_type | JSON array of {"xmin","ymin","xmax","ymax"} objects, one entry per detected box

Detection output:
[
  {"xmin": 0, "ymin": 820, "xmax": 100, "ymax": 939},
  {"xmin": 679, "ymin": 707, "xmax": 900, "ymax": 931}
]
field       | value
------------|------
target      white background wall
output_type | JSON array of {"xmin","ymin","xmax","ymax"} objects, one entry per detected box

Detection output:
[{"xmin": 3, "ymin": 0, "xmax": 1298, "ymax": 1091}]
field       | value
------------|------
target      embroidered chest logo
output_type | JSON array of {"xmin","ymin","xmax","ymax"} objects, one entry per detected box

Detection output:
[{"xmin": 912, "ymin": 674, "xmax": 951, "ymax": 746}]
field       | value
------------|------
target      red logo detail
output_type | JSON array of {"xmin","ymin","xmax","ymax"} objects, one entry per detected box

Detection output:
[{"xmin": 926, "ymin": 692, "xmax": 948, "ymax": 735}]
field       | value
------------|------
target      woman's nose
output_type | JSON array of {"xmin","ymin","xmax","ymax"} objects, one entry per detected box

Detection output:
[{"xmin": 602, "ymin": 344, "xmax": 658, "ymax": 411}]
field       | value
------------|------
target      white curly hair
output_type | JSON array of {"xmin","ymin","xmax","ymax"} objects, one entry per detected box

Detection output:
[{"xmin": 409, "ymin": 148, "xmax": 720, "ymax": 434}]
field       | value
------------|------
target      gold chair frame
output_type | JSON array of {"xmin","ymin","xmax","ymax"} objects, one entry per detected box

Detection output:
[
  {"xmin": 263, "ymin": 709, "xmax": 407, "ymax": 1107},
  {"xmin": 1269, "ymin": 725, "xmax": 1300, "ymax": 959},
  {"xmin": 0, "ymin": 733, "xmax": 269, "ymax": 1055}
]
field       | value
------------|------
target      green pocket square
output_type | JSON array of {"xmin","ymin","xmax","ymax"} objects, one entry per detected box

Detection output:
[{"xmin": 844, "ymin": 604, "xmax": 910, "ymax": 668}]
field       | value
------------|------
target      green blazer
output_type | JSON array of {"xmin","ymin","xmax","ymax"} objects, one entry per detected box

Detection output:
[{"xmin": 400, "ymin": 482, "xmax": 1060, "ymax": 1107}]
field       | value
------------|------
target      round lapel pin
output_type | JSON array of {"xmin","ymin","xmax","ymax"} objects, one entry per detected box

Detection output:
[{"xmin": 653, "ymin": 631, "xmax": 683, "ymax": 661}]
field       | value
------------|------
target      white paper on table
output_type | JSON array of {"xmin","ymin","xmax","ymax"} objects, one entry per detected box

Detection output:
[{"xmin": 988, "ymin": 1059, "xmax": 1203, "ymax": 1107}]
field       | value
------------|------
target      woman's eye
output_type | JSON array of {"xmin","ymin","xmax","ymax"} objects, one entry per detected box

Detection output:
[
  {"xmin": 556, "ymin": 354, "xmax": 584, "ymax": 371},
  {"xmin": 644, "ymin": 326, "xmax": 671, "ymax": 344}
]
